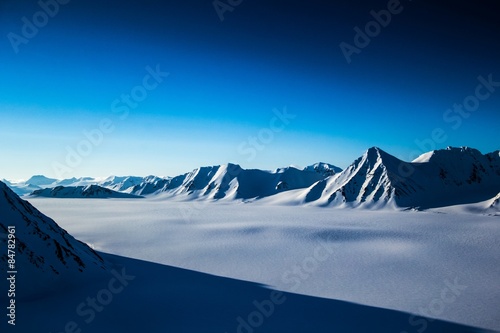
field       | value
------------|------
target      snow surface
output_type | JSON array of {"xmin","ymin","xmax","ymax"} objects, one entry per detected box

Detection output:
[
  {"xmin": 15, "ymin": 251, "xmax": 488, "ymax": 333},
  {"xmin": 27, "ymin": 197, "xmax": 500, "ymax": 331}
]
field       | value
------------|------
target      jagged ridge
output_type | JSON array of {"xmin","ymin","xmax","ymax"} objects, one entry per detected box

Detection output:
[{"xmin": 303, "ymin": 146, "xmax": 500, "ymax": 208}]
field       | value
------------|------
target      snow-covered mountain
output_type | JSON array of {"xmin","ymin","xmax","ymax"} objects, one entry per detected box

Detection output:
[
  {"xmin": 303, "ymin": 162, "xmax": 342, "ymax": 177},
  {"xmin": 301, "ymin": 146, "xmax": 500, "ymax": 209},
  {"xmin": 6, "ymin": 176, "xmax": 97, "ymax": 196},
  {"xmin": 7, "ymin": 176, "xmax": 136, "ymax": 196},
  {"xmin": 98, "ymin": 175, "xmax": 145, "ymax": 192},
  {"xmin": 25, "ymin": 175, "xmax": 58, "ymax": 186},
  {"xmin": 30, "ymin": 185, "xmax": 142, "ymax": 199},
  {"xmin": 126, "ymin": 163, "xmax": 340, "ymax": 199},
  {"xmin": 10, "ymin": 163, "xmax": 340, "ymax": 199},
  {"xmin": 0, "ymin": 181, "xmax": 106, "ymax": 297},
  {"xmin": 4, "ymin": 182, "xmax": 41, "ymax": 196},
  {"xmin": 5, "ymin": 146, "xmax": 500, "ymax": 209}
]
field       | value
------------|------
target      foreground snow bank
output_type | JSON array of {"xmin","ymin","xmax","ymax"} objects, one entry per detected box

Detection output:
[{"xmin": 28, "ymin": 198, "xmax": 500, "ymax": 331}]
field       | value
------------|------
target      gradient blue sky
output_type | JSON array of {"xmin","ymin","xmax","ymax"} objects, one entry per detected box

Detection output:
[{"xmin": 1, "ymin": 0, "xmax": 499, "ymax": 179}]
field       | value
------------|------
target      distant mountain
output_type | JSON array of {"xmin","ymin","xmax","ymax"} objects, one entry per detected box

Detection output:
[
  {"xmin": 56, "ymin": 176, "xmax": 96, "ymax": 187},
  {"xmin": 7, "ymin": 162, "xmax": 340, "ymax": 199},
  {"xmin": 4, "ymin": 147, "xmax": 500, "ymax": 209},
  {"xmin": 302, "ymin": 147, "xmax": 500, "ymax": 209},
  {"xmin": 0, "ymin": 181, "xmax": 106, "ymax": 297},
  {"xmin": 25, "ymin": 175, "xmax": 58, "ymax": 186},
  {"xmin": 7, "ymin": 176, "xmax": 127, "ymax": 196},
  {"xmin": 30, "ymin": 185, "xmax": 142, "ymax": 199},
  {"xmin": 127, "ymin": 175, "xmax": 170, "ymax": 195},
  {"xmin": 127, "ymin": 163, "xmax": 340, "ymax": 199},
  {"xmin": 99, "ymin": 175, "xmax": 144, "ymax": 192},
  {"xmin": 303, "ymin": 162, "xmax": 342, "ymax": 177},
  {"xmin": 6, "ymin": 176, "xmax": 99, "ymax": 196},
  {"xmin": 6, "ymin": 182, "xmax": 42, "ymax": 196}
]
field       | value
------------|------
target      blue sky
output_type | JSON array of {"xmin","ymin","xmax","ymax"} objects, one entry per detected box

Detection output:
[{"xmin": 0, "ymin": 0, "xmax": 499, "ymax": 179}]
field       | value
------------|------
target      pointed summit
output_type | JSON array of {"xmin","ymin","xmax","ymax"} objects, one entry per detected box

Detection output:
[
  {"xmin": 303, "ymin": 146, "xmax": 500, "ymax": 209},
  {"xmin": 304, "ymin": 147, "xmax": 415, "ymax": 207}
]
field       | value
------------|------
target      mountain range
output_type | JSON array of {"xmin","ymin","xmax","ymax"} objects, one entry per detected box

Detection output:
[
  {"xmin": 4, "ymin": 146, "xmax": 500, "ymax": 210},
  {"xmin": 1, "ymin": 166, "xmax": 490, "ymax": 332}
]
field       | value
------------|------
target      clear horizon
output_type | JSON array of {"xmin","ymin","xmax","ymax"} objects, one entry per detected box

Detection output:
[
  {"xmin": 3, "ymin": 144, "xmax": 499, "ymax": 182},
  {"xmin": 1, "ymin": 0, "xmax": 499, "ymax": 179}
]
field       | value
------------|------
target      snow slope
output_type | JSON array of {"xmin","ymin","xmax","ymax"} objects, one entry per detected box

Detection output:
[
  {"xmin": 301, "ymin": 146, "xmax": 500, "ymax": 209},
  {"xmin": 0, "ymin": 181, "xmax": 106, "ymax": 299},
  {"xmin": 427, "ymin": 192, "xmax": 500, "ymax": 216},
  {"xmin": 16, "ymin": 252, "xmax": 488, "ymax": 333}
]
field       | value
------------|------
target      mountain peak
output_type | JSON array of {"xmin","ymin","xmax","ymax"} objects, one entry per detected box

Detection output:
[
  {"xmin": 223, "ymin": 163, "xmax": 243, "ymax": 174},
  {"xmin": 359, "ymin": 147, "xmax": 403, "ymax": 171},
  {"xmin": 25, "ymin": 175, "xmax": 57, "ymax": 186},
  {"xmin": 364, "ymin": 146, "xmax": 392, "ymax": 158},
  {"xmin": 303, "ymin": 162, "xmax": 342, "ymax": 176}
]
